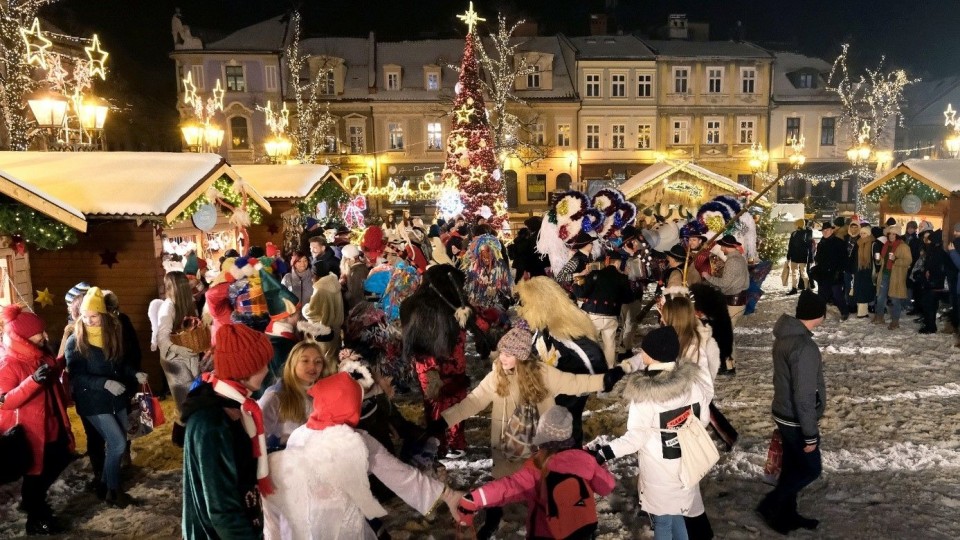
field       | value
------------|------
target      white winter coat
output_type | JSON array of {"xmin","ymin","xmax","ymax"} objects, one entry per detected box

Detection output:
[
  {"xmin": 264, "ymin": 425, "xmax": 445, "ymax": 540},
  {"xmin": 607, "ymin": 362, "xmax": 713, "ymax": 517},
  {"xmin": 681, "ymin": 321, "xmax": 721, "ymax": 387}
]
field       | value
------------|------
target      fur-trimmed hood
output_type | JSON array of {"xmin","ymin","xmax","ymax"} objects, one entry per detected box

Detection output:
[{"xmin": 623, "ymin": 361, "xmax": 701, "ymax": 404}]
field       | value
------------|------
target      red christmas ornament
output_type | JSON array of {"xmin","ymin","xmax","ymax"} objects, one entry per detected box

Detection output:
[{"xmin": 11, "ymin": 235, "xmax": 25, "ymax": 255}]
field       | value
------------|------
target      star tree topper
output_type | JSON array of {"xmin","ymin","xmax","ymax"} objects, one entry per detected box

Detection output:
[{"xmin": 457, "ymin": 1, "xmax": 486, "ymax": 34}]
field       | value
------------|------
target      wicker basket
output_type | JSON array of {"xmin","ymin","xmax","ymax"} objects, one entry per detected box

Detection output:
[{"xmin": 169, "ymin": 316, "xmax": 211, "ymax": 354}]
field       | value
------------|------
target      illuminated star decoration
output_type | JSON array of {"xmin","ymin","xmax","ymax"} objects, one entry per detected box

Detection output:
[
  {"xmin": 99, "ymin": 249, "xmax": 118, "ymax": 269},
  {"xmin": 34, "ymin": 288, "xmax": 54, "ymax": 309},
  {"xmin": 84, "ymin": 34, "xmax": 109, "ymax": 80},
  {"xmin": 21, "ymin": 17, "xmax": 53, "ymax": 69},
  {"xmin": 211, "ymin": 79, "xmax": 225, "ymax": 110},
  {"xmin": 455, "ymin": 104, "xmax": 475, "ymax": 124},
  {"xmin": 449, "ymin": 134, "xmax": 469, "ymax": 152},
  {"xmin": 182, "ymin": 71, "xmax": 198, "ymax": 105},
  {"xmin": 468, "ymin": 165, "xmax": 489, "ymax": 183},
  {"xmin": 945, "ymin": 103, "xmax": 957, "ymax": 127},
  {"xmin": 457, "ymin": 1, "xmax": 486, "ymax": 34}
]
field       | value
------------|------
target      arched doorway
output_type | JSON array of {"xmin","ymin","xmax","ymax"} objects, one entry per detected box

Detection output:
[{"xmin": 556, "ymin": 172, "xmax": 572, "ymax": 192}]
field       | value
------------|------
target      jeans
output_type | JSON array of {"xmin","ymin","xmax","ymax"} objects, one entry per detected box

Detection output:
[
  {"xmin": 79, "ymin": 415, "xmax": 105, "ymax": 483},
  {"xmin": 875, "ymin": 274, "xmax": 904, "ymax": 321},
  {"xmin": 760, "ymin": 422, "xmax": 822, "ymax": 521},
  {"xmin": 85, "ymin": 410, "xmax": 129, "ymax": 490},
  {"xmin": 652, "ymin": 514, "xmax": 689, "ymax": 540}
]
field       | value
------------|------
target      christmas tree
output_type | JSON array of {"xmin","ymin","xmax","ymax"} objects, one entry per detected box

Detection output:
[{"xmin": 442, "ymin": 3, "xmax": 507, "ymax": 229}]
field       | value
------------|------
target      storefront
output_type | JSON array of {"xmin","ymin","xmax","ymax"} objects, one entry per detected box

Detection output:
[
  {"xmin": 862, "ymin": 159, "xmax": 960, "ymax": 232},
  {"xmin": 580, "ymin": 163, "xmax": 649, "ymax": 195},
  {"xmin": 378, "ymin": 162, "xmax": 445, "ymax": 216},
  {"xmin": 620, "ymin": 159, "xmax": 765, "ymax": 212}
]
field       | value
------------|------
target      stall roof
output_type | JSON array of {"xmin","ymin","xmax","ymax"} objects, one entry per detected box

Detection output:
[
  {"xmin": 620, "ymin": 160, "xmax": 768, "ymax": 205},
  {"xmin": 0, "ymin": 168, "xmax": 86, "ymax": 232},
  {"xmin": 863, "ymin": 159, "xmax": 960, "ymax": 195},
  {"xmin": 0, "ymin": 152, "xmax": 271, "ymax": 223},
  {"xmin": 232, "ymin": 164, "xmax": 346, "ymax": 199}
]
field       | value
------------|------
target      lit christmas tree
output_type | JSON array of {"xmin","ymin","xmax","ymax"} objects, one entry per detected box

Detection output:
[{"xmin": 442, "ymin": 2, "xmax": 507, "ymax": 229}]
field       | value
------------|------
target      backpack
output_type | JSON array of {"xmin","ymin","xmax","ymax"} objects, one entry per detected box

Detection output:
[{"xmin": 538, "ymin": 468, "xmax": 598, "ymax": 540}]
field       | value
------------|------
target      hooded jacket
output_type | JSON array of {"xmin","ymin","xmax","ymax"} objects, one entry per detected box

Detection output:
[
  {"xmin": 281, "ymin": 266, "xmax": 314, "ymax": 306},
  {"xmin": 771, "ymin": 314, "xmax": 826, "ymax": 445}
]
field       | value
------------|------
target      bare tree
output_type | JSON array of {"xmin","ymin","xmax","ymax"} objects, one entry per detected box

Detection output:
[{"xmin": 284, "ymin": 11, "xmax": 336, "ymax": 164}]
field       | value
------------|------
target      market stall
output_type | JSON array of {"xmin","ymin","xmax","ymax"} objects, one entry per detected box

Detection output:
[{"xmin": 861, "ymin": 159, "xmax": 960, "ymax": 231}]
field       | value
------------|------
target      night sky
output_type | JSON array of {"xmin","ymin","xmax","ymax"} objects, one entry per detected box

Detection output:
[{"xmin": 38, "ymin": 0, "xmax": 960, "ymax": 148}]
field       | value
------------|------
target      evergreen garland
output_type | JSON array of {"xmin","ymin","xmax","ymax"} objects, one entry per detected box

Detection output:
[
  {"xmin": 175, "ymin": 176, "xmax": 264, "ymax": 224},
  {"xmin": 0, "ymin": 203, "xmax": 78, "ymax": 250},
  {"xmin": 296, "ymin": 178, "xmax": 350, "ymax": 217},
  {"xmin": 865, "ymin": 173, "xmax": 946, "ymax": 206}
]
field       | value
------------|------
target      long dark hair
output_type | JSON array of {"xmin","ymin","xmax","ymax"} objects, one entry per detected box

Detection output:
[
  {"xmin": 74, "ymin": 312, "xmax": 124, "ymax": 361},
  {"xmin": 164, "ymin": 271, "xmax": 198, "ymax": 329}
]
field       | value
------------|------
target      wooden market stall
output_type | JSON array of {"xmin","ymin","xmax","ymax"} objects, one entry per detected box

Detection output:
[
  {"xmin": 0, "ymin": 151, "xmax": 271, "ymax": 385},
  {"xmin": 861, "ymin": 159, "xmax": 960, "ymax": 232}
]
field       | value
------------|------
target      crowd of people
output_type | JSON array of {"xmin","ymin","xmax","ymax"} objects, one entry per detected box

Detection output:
[{"xmin": 2, "ymin": 204, "xmax": 905, "ymax": 539}]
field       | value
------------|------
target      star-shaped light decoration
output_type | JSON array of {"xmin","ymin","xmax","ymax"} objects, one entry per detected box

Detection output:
[
  {"xmin": 945, "ymin": 103, "xmax": 957, "ymax": 127},
  {"xmin": 99, "ymin": 249, "xmax": 118, "ymax": 269},
  {"xmin": 182, "ymin": 71, "xmax": 198, "ymax": 106},
  {"xmin": 35, "ymin": 288, "xmax": 54, "ymax": 309},
  {"xmin": 449, "ymin": 134, "xmax": 469, "ymax": 152},
  {"xmin": 455, "ymin": 104, "xmax": 475, "ymax": 125},
  {"xmin": 468, "ymin": 165, "xmax": 489, "ymax": 183},
  {"xmin": 84, "ymin": 34, "xmax": 109, "ymax": 80},
  {"xmin": 211, "ymin": 79, "xmax": 225, "ymax": 111},
  {"xmin": 21, "ymin": 18, "xmax": 53, "ymax": 69},
  {"xmin": 457, "ymin": 1, "xmax": 486, "ymax": 34}
]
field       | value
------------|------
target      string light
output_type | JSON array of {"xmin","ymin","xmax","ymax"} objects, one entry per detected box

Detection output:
[
  {"xmin": 20, "ymin": 17, "xmax": 52, "ymax": 68},
  {"xmin": 0, "ymin": 203, "xmax": 78, "ymax": 250},
  {"xmin": 83, "ymin": 34, "xmax": 109, "ymax": 80},
  {"xmin": 176, "ymin": 177, "xmax": 263, "ymax": 224},
  {"xmin": 285, "ymin": 11, "xmax": 339, "ymax": 164},
  {"xmin": 864, "ymin": 173, "xmax": 946, "ymax": 205}
]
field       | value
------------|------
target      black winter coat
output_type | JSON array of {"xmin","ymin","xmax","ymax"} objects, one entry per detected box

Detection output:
[
  {"xmin": 65, "ymin": 334, "xmax": 138, "ymax": 417},
  {"xmin": 574, "ymin": 265, "xmax": 634, "ymax": 316},
  {"xmin": 813, "ymin": 235, "xmax": 846, "ymax": 284},
  {"xmin": 787, "ymin": 229, "xmax": 813, "ymax": 263}
]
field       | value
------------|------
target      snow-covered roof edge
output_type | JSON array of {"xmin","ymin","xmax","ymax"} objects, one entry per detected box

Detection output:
[{"xmin": 0, "ymin": 169, "xmax": 87, "ymax": 232}]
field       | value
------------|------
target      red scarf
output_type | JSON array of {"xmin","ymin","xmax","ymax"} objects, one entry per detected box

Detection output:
[
  {"xmin": 200, "ymin": 372, "xmax": 274, "ymax": 495},
  {"xmin": 881, "ymin": 239, "xmax": 901, "ymax": 272}
]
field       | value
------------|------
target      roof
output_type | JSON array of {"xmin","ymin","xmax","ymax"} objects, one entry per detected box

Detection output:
[
  {"xmin": 771, "ymin": 52, "xmax": 837, "ymax": 101},
  {"xmin": 863, "ymin": 159, "xmax": 960, "ymax": 195},
  {"xmin": 0, "ymin": 168, "xmax": 86, "ymax": 232},
  {"xmin": 567, "ymin": 35, "xmax": 655, "ymax": 60},
  {"xmin": 0, "ymin": 152, "xmax": 271, "ymax": 223},
  {"xmin": 299, "ymin": 37, "xmax": 372, "ymax": 100},
  {"xmin": 620, "ymin": 160, "xmax": 768, "ymax": 205},
  {"xmin": 205, "ymin": 15, "xmax": 288, "ymax": 52},
  {"xmin": 641, "ymin": 39, "xmax": 772, "ymax": 59},
  {"xmin": 233, "ymin": 164, "xmax": 345, "ymax": 199},
  {"xmin": 375, "ymin": 39, "xmax": 463, "ymax": 100}
]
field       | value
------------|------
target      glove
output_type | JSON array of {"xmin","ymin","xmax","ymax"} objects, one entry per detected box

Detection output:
[
  {"xmin": 424, "ymin": 369, "xmax": 442, "ymax": 400},
  {"xmin": 592, "ymin": 445, "xmax": 615, "ymax": 465},
  {"xmin": 104, "ymin": 380, "xmax": 126, "ymax": 396},
  {"xmin": 602, "ymin": 366, "xmax": 625, "ymax": 393},
  {"xmin": 426, "ymin": 416, "xmax": 449, "ymax": 438},
  {"xmin": 456, "ymin": 493, "xmax": 479, "ymax": 527},
  {"xmin": 32, "ymin": 364, "xmax": 51, "ymax": 384},
  {"xmin": 135, "ymin": 372, "xmax": 149, "ymax": 385}
]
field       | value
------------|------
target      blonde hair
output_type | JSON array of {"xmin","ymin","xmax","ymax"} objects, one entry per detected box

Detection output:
[
  {"xmin": 660, "ymin": 295, "xmax": 700, "ymax": 360},
  {"xmin": 276, "ymin": 341, "xmax": 324, "ymax": 424},
  {"xmin": 494, "ymin": 353, "xmax": 548, "ymax": 405}
]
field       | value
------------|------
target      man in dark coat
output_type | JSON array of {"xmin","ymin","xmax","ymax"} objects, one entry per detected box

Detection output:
[
  {"xmin": 513, "ymin": 216, "xmax": 550, "ymax": 281},
  {"xmin": 917, "ymin": 230, "xmax": 946, "ymax": 334},
  {"xmin": 783, "ymin": 220, "xmax": 812, "ymax": 295},
  {"xmin": 812, "ymin": 222, "xmax": 848, "ymax": 320},
  {"xmin": 757, "ymin": 290, "xmax": 826, "ymax": 534},
  {"xmin": 574, "ymin": 261, "xmax": 634, "ymax": 368}
]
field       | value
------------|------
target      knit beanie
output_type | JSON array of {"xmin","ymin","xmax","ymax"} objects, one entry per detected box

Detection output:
[
  {"xmin": 80, "ymin": 287, "xmax": 107, "ymax": 314},
  {"xmin": 953, "ymin": 222, "xmax": 960, "ymax": 234},
  {"xmin": 640, "ymin": 326, "xmax": 681, "ymax": 363},
  {"xmin": 3, "ymin": 305, "xmax": 45, "ymax": 341},
  {"xmin": 531, "ymin": 405, "xmax": 573, "ymax": 446},
  {"xmin": 306, "ymin": 372, "xmax": 362, "ymax": 431},
  {"xmin": 341, "ymin": 244, "xmax": 360, "ymax": 260},
  {"xmin": 64, "ymin": 282, "xmax": 91, "ymax": 307},
  {"xmin": 796, "ymin": 289, "xmax": 827, "ymax": 321},
  {"xmin": 498, "ymin": 327, "xmax": 533, "ymax": 362},
  {"xmin": 885, "ymin": 217, "xmax": 897, "ymax": 226},
  {"xmin": 213, "ymin": 323, "xmax": 273, "ymax": 380},
  {"xmin": 871, "ymin": 226, "xmax": 884, "ymax": 239}
]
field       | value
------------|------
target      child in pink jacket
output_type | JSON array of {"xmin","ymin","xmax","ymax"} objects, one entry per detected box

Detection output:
[{"xmin": 455, "ymin": 406, "xmax": 615, "ymax": 539}]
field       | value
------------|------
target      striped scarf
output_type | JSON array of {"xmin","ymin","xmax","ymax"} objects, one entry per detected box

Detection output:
[{"xmin": 201, "ymin": 372, "xmax": 274, "ymax": 495}]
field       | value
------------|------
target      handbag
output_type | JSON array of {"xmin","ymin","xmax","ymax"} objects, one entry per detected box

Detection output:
[
  {"xmin": 128, "ymin": 384, "xmax": 161, "ymax": 439},
  {"xmin": 670, "ymin": 408, "xmax": 720, "ymax": 489},
  {"xmin": 0, "ymin": 409, "xmax": 33, "ymax": 484},
  {"xmin": 170, "ymin": 316, "xmax": 211, "ymax": 354},
  {"xmin": 501, "ymin": 402, "xmax": 539, "ymax": 462},
  {"xmin": 762, "ymin": 428, "xmax": 783, "ymax": 486}
]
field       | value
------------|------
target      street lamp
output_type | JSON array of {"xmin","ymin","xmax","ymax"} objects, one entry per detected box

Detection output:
[
  {"xmin": 264, "ymin": 134, "xmax": 292, "ymax": 163},
  {"xmin": 77, "ymin": 96, "xmax": 110, "ymax": 131},
  {"xmin": 788, "ymin": 135, "xmax": 806, "ymax": 168},
  {"xmin": 27, "ymin": 89, "xmax": 69, "ymax": 129},
  {"xmin": 749, "ymin": 142, "xmax": 769, "ymax": 173},
  {"xmin": 945, "ymin": 103, "xmax": 960, "ymax": 158}
]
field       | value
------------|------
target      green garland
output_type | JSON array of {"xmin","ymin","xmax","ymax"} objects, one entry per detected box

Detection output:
[
  {"xmin": 0, "ymin": 203, "xmax": 78, "ymax": 250},
  {"xmin": 175, "ymin": 176, "xmax": 264, "ymax": 225},
  {"xmin": 297, "ymin": 178, "xmax": 350, "ymax": 217},
  {"xmin": 865, "ymin": 173, "xmax": 946, "ymax": 206}
]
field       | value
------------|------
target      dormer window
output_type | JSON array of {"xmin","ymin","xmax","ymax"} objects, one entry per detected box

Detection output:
[
  {"xmin": 798, "ymin": 73, "xmax": 814, "ymax": 88},
  {"xmin": 527, "ymin": 66, "xmax": 540, "ymax": 89},
  {"xmin": 384, "ymin": 65, "xmax": 401, "ymax": 91},
  {"xmin": 515, "ymin": 52, "xmax": 554, "ymax": 91},
  {"xmin": 424, "ymin": 65, "xmax": 441, "ymax": 91}
]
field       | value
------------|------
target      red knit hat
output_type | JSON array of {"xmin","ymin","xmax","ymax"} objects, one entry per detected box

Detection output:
[
  {"xmin": 2, "ymin": 305, "xmax": 45, "ymax": 341},
  {"xmin": 213, "ymin": 323, "xmax": 273, "ymax": 380},
  {"xmin": 306, "ymin": 372, "xmax": 362, "ymax": 431}
]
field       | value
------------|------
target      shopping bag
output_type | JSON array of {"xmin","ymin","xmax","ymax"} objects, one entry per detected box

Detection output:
[
  {"xmin": 762, "ymin": 428, "xmax": 783, "ymax": 485},
  {"xmin": 128, "ymin": 385, "xmax": 156, "ymax": 439},
  {"xmin": 675, "ymin": 409, "xmax": 720, "ymax": 489}
]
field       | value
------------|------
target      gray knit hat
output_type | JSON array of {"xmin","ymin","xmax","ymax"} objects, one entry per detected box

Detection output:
[{"xmin": 531, "ymin": 406, "xmax": 573, "ymax": 446}]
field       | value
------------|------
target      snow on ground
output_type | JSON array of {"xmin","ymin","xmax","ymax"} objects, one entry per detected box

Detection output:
[{"xmin": 2, "ymin": 277, "xmax": 959, "ymax": 539}]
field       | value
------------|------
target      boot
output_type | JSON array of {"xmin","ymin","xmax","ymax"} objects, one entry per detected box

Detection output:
[
  {"xmin": 25, "ymin": 515, "xmax": 66, "ymax": 536},
  {"xmin": 786, "ymin": 288, "xmax": 798, "ymax": 296},
  {"xmin": 888, "ymin": 320, "xmax": 900, "ymax": 330},
  {"xmin": 942, "ymin": 325, "xmax": 956, "ymax": 335},
  {"xmin": 105, "ymin": 489, "xmax": 135, "ymax": 509},
  {"xmin": 872, "ymin": 314, "xmax": 884, "ymax": 324},
  {"xmin": 792, "ymin": 514, "xmax": 820, "ymax": 530},
  {"xmin": 856, "ymin": 304, "xmax": 870, "ymax": 318},
  {"xmin": 755, "ymin": 500, "xmax": 797, "ymax": 535}
]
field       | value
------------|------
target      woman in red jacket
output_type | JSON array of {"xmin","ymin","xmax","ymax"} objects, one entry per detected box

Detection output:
[{"xmin": 0, "ymin": 305, "xmax": 75, "ymax": 535}]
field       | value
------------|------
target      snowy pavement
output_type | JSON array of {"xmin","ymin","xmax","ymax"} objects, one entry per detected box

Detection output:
[{"xmin": 1, "ymin": 278, "xmax": 959, "ymax": 538}]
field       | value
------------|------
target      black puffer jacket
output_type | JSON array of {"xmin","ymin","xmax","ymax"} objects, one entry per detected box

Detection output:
[{"xmin": 574, "ymin": 265, "xmax": 634, "ymax": 316}]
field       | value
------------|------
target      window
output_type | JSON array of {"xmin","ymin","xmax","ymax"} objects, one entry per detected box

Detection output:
[
  {"xmin": 637, "ymin": 123, "xmax": 652, "ymax": 149},
  {"xmin": 191, "ymin": 64, "xmax": 204, "ymax": 90},
  {"xmin": 229, "ymin": 116, "xmax": 249, "ymax": 149},
  {"xmin": 586, "ymin": 124, "xmax": 600, "ymax": 149},
  {"xmin": 786, "ymin": 117, "xmax": 801, "ymax": 143},
  {"xmin": 426, "ymin": 122, "xmax": 443, "ymax": 150},
  {"xmin": 225, "ymin": 65, "xmax": 244, "ymax": 92},
  {"xmin": 707, "ymin": 67, "xmax": 723, "ymax": 93},
  {"xmin": 671, "ymin": 119, "xmax": 689, "ymax": 144},
  {"xmin": 673, "ymin": 67, "xmax": 689, "ymax": 94},
  {"xmin": 637, "ymin": 73, "xmax": 652, "ymax": 97},
  {"xmin": 526, "ymin": 174, "xmax": 547, "ymax": 201},
  {"xmin": 348, "ymin": 124, "xmax": 364, "ymax": 153},
  {"xmin": 586, "ymin": 74, "xmax": 601, "ymax": 98},
  {"xmin": 611, "ymin": 124, "xmax": 625, "ymax": 149},
  {"xmin": 611, "ymin": 73, "xmax": 626, "ymax": 97},
  {"xmin": 741, "ymin": 67, "xmax": 757, "ymax": 94},
  {"xmin": 527, "ymin": 66, "xmax": 541, "ymax": 89},
  {"xmin": 738, "ymin": 118, "xmax": 755, "ymax": 144},
  {"xmin": 556, "ymin": 173, "xmax": 572, "ymax": 191},
  {"xmin": 387, "ymin": 71, "xmax": 400, "ymax": 91},
  {"xmin": 318, "ymin": 70, "xmax": 335, "ymax": 95},
  {"xmin": 388, "ymin": 122, "xmax": 404, "ymax": 150},
  {"xmin": 705, "ymin": 118, "xmax": 722, "ymax": 144},
  {"xmin": 531, "ymin": 123, "xmax": 545, "ymax": 145},
  {"xmin": 737, "ymin": 174, "xmax": 753, "ymax": 187},
  {"xmin": 556, "ymin": 123, "xmax": 571, "ymax": 147},
  {"xmin": 505, "ymin": 170, "xmax": 519, "ymax": 207},
  {"xmin": 323, "ymin": 135, "xmax": 337, "ymax": 153},
  {"xmin": 426, "ymin": 72, "xmax": 440, "ymax": 90},
  {"xmin": 799, "ymin": 73, "xmax": 814, "ymax": 89},
  {"xmin": 820, "ymin": 117, "xmax": 836, "ymax": 146},
  {"xmin": 264, "ymin": 65, "xmax": 278, "ymax": 91}
]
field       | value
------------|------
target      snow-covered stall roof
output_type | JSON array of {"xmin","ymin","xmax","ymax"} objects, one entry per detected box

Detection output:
[
  {"xmin": 0, "ymin": 168, "xmax": 86, "ymax": 232},
  {"xmin": 620, "ymin": 160, "xmax": 768, "ymax": 205},
  {"xmin": 232, "ymin": 164, "xmax": 345, "ymax": 199},
  {"xmin": 863, "ymin": 159, "xmax": 960, "ymax": 195},
  {"xmin": 0, "ymin": 152, "xmax": 271, "ymax": 223}
]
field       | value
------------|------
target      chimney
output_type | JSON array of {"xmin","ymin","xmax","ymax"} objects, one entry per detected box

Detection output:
[
  {"xmin": 368, "ymin": 31, "xmax": 376, "ymax": 94},
  {"xmin": 589, "ymin": 14, "xmax": 607, "ymax": 36},
  {"xmin": 668, "ymin": 14, "xmax": 689, "ymax": 40}
]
